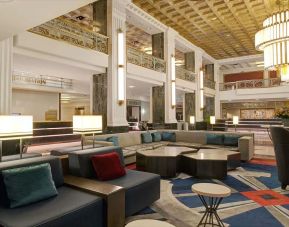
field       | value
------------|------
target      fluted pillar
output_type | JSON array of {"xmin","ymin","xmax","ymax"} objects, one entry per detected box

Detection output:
[
  {"xmin": 106, "ymin": 0, "xmax": 130, "ymax": 132},
  {"xmin": 0, "ymin": 37, "xmax": 13, "ymax": 115},
  {"xmin": 164, "ymin": 28, "xmax": 177, "ymax": 125}
]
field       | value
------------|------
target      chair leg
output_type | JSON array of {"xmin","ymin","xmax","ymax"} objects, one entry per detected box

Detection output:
[{"xmin": 281, "ymin": 183, "xmax": 287, "ymax": 190}]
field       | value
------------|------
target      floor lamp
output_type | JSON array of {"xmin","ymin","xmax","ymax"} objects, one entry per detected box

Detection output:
[
  {"xmin": 0, "ymin": 115, "xmax": 33, "ymax": 162},
  {"xmin": 210, "ymin": 116, "xmax": 216, "ymax": 131},
  {"xmin": 73, "ymin": 115, "xmax": 103, "ymax": 150},
  {"xmin": 233, "ymin": 116, "xmax": 239, "ymax": 132},
  {"xmin": 190, "ymin": 116, "xmax": 195, "ymax": 130}
]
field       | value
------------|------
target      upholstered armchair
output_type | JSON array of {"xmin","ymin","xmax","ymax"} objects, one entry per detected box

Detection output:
[{"xmin": 270, "ymin": 127, "xmax": 289, "ymax": 190}]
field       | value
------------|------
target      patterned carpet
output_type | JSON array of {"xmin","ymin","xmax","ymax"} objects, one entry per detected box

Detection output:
[{"xmin": 128, "ymin": 159, "xmax": 289, "ymax": 227}]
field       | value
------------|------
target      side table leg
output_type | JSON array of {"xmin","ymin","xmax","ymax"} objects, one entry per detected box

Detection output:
[{"xmin": 197, "ymin": 195, "xmax": 225, "ymax": 227}]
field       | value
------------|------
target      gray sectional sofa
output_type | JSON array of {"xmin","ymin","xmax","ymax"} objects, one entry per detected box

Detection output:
[
  {"xmin": 89, "ymin": 130, "xmax": 254, "ymax": 163},
  {"xmin": 0, "ymin": 156, "xmax": 104, "ymax": 227},
  {"xmin": 68, "ymin": 146, "xmax": 161, "ymax": 217}
]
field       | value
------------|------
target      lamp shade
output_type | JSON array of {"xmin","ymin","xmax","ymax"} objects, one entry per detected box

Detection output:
[
  {"xmin": 190, "ymin": 116, "xmax": 195, "ymax": 124},
  {"xmin": 210, "ymin": 116, "xmax": 216, "ymax": 125},
  {"xmin": 0, "ymin": 115, "xmax": 33, "ymax": 137},
  {"xmin": 73, "ymin": 115, "xmax": 102, "ymax": 132},
  {"xmin": 233, "ymin": 116, "xmax": 239, "ymax": 125}
]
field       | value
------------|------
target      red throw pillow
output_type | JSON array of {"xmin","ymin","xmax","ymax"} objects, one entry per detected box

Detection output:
[{"xmin": 91, "ymin": 152, "xmax": 126, "ymax": 181}]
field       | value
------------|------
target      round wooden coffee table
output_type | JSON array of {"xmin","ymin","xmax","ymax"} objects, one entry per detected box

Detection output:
[
  {"xmin": 125, "ymin": 219, "xmax": 175, "ymax": 227},
  {"xmin": 192, "ymin": 183, "xmax": 231, "ymax": 227}
]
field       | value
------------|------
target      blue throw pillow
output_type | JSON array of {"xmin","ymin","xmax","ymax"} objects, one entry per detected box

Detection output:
[
  {"xmin": 162, "ymin": 132, "xmax": 176, "ymax": 142},
  {"xmin": 224, "ymin": 135, "xmax": 240, "ymax": 147},
  {"xmin": 107, "ymin": 136, "xmax": 119, "ymax": 146},
  {"xmin": 152, "ymin": 132, "xmax": 162, "ymax": 142},
  {"xmin": 141, "ymin": 132, "xmax": 153, "ymax": 143},
  {"xmin": 206, "ymin": 134, "xmax": 224, "ymax": 145},
  {"xmin": 2, "ymin": 163, "xmax": 58, "ymax": 208}
]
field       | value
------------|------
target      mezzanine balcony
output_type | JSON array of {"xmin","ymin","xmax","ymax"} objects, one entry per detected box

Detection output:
[
  {"xmin": 29, "ymin": 17, "xmax": 108, "ymax": 54},
  {"xmin": 126, "ymin": 46, "xmax": 166, "ymax": 73},
  {"xmin": 204, "ymin": 79, "xmax": 216, "ymax": 89},
  {"xmin": 219, "ymin": 78, "xmax": 281, "ymax": 91},
  {"xmin": 175, "ymin": 66, "xmax": 195, "ymax": 82}
]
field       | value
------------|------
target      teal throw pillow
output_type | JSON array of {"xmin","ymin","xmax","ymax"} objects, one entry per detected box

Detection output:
[
  {"xmin": 2, "ymin": 163, "xmax": 58, "ymax": 208},
  {"xmin": 206, "ymin": 134, "xmax": 224, "ymax": 145},
  {"xmin": 224, "ymin": 135, "xmax": 240, "ymax": 147},
  {"xmin": 141, "ymin": 132, "xmax": 153, "ymax": 143},
  {"xmin": 162, "ymin": 132, "xmax": 176, "ymax": 142},
  {"xmin": 107, "ymin": 136, "xmax": 119, "ymax": 146},
  {"xmin": 152, "ymin": 132, "xmax": 162, "ymax": 142}
]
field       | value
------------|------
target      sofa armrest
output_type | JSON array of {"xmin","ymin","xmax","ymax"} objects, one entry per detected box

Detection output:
[
  {"xmin": 64, "ymin": 175, "xmax": 125, "ymax": 227},
  {"xmin": 238, "ymin": 136, "xmax": 254, "ymax": 161}
]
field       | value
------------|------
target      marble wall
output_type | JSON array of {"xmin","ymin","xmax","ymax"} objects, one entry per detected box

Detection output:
[
  {"xmin": 92, "ymin": 73, "xmax": 107, "ymax": 129},
  {"xmin": 152, "ymin": 86, "xmax": 165, "ymax": 123},
  {"xmin": 203, "ymin": 96, "xmax": 215, "ymax": 121},
  {"xmin": 185, "ymin": 93, "xmax": 196, "ymax": 123}
]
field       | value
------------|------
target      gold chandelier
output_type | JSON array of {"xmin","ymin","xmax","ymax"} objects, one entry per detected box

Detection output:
[{"xmin": 255, "ymin": 0, "xmax": 289, "ymax": 82}]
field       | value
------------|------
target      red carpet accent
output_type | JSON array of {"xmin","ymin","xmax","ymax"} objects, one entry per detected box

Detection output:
[
  {"xmin": 249, "ymin": 158, "xmax": 276, "ymax": 166},
  {"xmin": 126, "ymin": 163, "xmax": 136, "ymax": 170},
  {"xmin": 241, "ymin": 190, "xmax": 289, "ymax": 206}
]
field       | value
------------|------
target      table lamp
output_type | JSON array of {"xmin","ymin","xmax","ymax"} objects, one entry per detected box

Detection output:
[
  {"xmin": 190, "ymin": 116, "xmax": 195, "ymax": 130},
  {"xmin": 210, "ymin": 116, "xmax": 216, "ymax": 130},
  {"xmin": 0, "ymin": 115, "xmax": 33, "ymax": 161},
  {"xmin": 233, "ymin": 116, "xmax": 239, "ymax": 132},
  {"xmin": 73, "ymin": 115, "xmax": 103, "ymax": 149}
]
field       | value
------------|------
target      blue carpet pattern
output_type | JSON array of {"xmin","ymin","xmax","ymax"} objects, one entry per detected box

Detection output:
[{"xmin": 171, "ymin": 163, "xmax": 289, "ymax": 227}]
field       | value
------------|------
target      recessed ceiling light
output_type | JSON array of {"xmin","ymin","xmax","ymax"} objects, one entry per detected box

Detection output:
[
  {"xmin": 128, "ymin": 85, "xmax": 135, "ymax": 88},
  {"xmin": 211, "ymin": 17, "xmax": 217, "ymax": 21}
]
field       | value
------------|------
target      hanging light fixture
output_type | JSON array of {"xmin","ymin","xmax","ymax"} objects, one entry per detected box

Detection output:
[{"xmin": 255, "ymin": 0, "xmax": 289, "ymax": 82}]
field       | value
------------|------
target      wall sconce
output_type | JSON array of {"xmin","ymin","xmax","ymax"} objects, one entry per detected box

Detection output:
[
  {"xmin": 233, "ymin": 116, "xmax": 239, "ymax": 131},
  {"xmin": 0, "ymin": 115, "xmax": 33, "ymax": 161},
  {"xmin": 200, "ymin": 70, "xmax": 204, "ymax": 110},
  {"xmin": 171, "ymin": 55, "xmax": 176, "ymax": 108},
  {"xmin": 117, "ymin": 29, "xmax": 125, "ymax": 105},
  {"xmin": 210, "ymin": 116, "xmax": 216, "ymax": 130}
]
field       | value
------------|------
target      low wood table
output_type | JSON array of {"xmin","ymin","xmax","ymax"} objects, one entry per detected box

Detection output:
[
  {"xmin": 182, "ymin": 149, "xmax": 240, "ymax": 179},
  {"xmin": 192, "ymin": 183, "xmax": 231, "ymax": 227},
  {"xmin": 125, "ymin": 219, "xmax": 175, "ymax": 227},
  {"xmin": 136, "ymin": 146, "xmax": 197, "ymax": 177}
]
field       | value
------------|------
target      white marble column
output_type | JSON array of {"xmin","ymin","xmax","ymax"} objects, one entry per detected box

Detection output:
[
  {"xmin": 263, "ymin": 70, "xmax": 270, "ymax": 87},
  {"xmin": 195, "ymin": 51, "xmax": 203, "ymax": 122},
  {"xmin": 164, "ymin": 28, "xmax": 177, "ymax": 124},
  {"xmin": 0, "ymin": 37, "xmax": 13, "ymax": 115},
  {"xmin": 106, "ymin": 0, "xmax": 130, "ymax": 128},
  {"xmin": 214, "ymin": 63, "xmax": 221, "ymax": 119}
]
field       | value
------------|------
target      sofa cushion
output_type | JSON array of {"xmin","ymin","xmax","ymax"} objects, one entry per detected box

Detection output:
[
  {"xmin": 0, "ymin": 156, "xmax": 63, "ymax": 207},
  {"xmin": 224, "ymin": 135, "xmax": 240, "ymax": 147},
  {"xmin": 162, "ymin": 132, "xmax": 176, "ymax": 142},
  {"xmin": 91, "ymin": 152, "xmax": 126, "ymax": 181},
  {"xmin": 0, "ymin": 186, "xmax": 103, "ymax": 227},
  {"xmin": 206, "ymin": 134, "xmax": 224, "ymax": 145},
  {"xmin": 106, "ymin": 169, "xmax": 160, "ymax": 216},
  {"xmin": 3, "ymin": 163, "xmax": 58, "ymax": 208},
  {"xmin": 107, "ymin": 136, "xmax": 119, "ymax": 146},
  {"xmin": 69, "ymin": 146, "xmax": 124, "ymax": 178},
  {"xmin": 141, "ymin": 132, "xmax": 153, "ymax": 143},
  {"xmin": 151, "ymin": 132, "xmax": 162, "ymax": 142}
]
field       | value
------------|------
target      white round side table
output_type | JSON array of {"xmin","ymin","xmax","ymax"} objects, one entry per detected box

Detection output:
[
  {"xmin": 192, "ymin": 183, "xmax": 231, "ymax": 227},
  {"xmin": 125, "ymin": 219, "xmax": 175, "ymax": 227}
]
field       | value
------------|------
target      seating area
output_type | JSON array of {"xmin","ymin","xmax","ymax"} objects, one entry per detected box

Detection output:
[{"xmin": 1, "ymin": 0, "xmax": 289, "ymax": 226}]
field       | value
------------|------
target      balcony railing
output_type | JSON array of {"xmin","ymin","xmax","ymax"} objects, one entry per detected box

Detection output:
[
  {"xmin": 176, "ymin": 66, "xmax": 195, "ymax": 82},
  {"xmin": 204, "ymin": 79, "xmax": 216, "ymax": 89},
  {"xmin": 220, "ymin": 78, "xmax": 282, "ymax": 91},
  {"xmin": 29, "ymin": 18, "xmax": 108, "ymax": 54},
  {"xmin": 127, "ymin": 46, "xmax": 166, "ymax": 73}
]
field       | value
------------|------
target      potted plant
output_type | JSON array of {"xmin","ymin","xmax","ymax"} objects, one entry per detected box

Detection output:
[{"xmin": 275, "ymin": 107, "xmax": 289, "ymax": 126}]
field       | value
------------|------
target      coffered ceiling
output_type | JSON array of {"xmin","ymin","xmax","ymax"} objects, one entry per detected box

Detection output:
[{"xmin": 132, "ymin": 0, "xmax": 282, "ymax": 59}]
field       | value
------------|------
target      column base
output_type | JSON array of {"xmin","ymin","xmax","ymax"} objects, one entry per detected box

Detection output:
[{"xmin": 106, "ymin": 126, "xmax": 129, "ymax": 134}]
